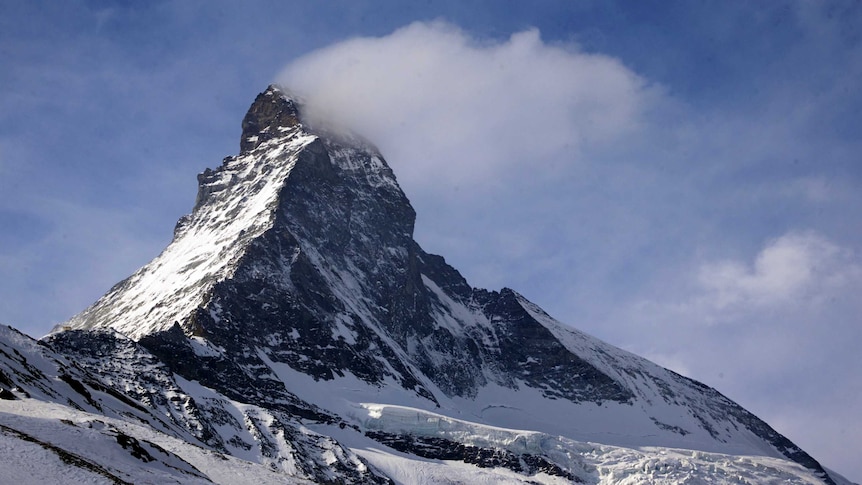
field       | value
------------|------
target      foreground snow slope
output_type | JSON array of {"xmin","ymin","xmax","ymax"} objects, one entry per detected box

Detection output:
[
  {"xmin": 4, "ymin": 322, "xmax": 855, "ymax": 484},
  {"xmin": 0, "ymin": 391, "xmax": 838, "ymax": 485},
  {"xmin": 0, "ymin": 399, "xmax": 318, "ymax": 485}
]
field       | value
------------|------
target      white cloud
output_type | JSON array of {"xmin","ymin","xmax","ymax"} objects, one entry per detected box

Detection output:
[
  {"xmin": 697, "ymin": 231, "xmax": 850, "ymax": 311},
  {"xmin": 277, "ymin": 21, "xmax": 657, "ymax": 193},
  {"xmin": 624, "ymin": 231, "xmax": 862, "ymax": 340}
]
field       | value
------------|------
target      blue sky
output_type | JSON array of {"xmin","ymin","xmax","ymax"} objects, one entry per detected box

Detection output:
[{"xmin": 1, "ymin": 1, "xmax": 860, "ymax": 480}]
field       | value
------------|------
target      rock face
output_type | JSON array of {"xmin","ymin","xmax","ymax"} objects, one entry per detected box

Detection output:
[
  {"xmin": 40, "ymin": 85, "xmax": 839, "ymax": 484},
  {"xmin": 62, "ymin": 86, "xmax": 634, "ymax": 407}
]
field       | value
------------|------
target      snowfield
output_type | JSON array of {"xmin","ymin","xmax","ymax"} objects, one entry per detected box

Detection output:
[
  {"xmin": 1, "ymin": 396, "xmax": 847, "ymax": 485},
  {"xmin": 0, "ymin": 399, "xmax": 312, "ymax": 484}
]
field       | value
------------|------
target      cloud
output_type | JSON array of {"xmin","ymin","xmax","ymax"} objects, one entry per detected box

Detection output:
[
  {"xmin": 696, "ymin": 231, "xmax": 852, "ymax": 312},
  {"xmin": 624, "ymin": 230, "xmax": 862, "ymax": 354},
  {"xmin": 273, "ymin": 21, "xmax": 681, "ymax": 316},
  {"xmin": 277, "ymin": 21, "xmax": 659, "ymax": 193}
]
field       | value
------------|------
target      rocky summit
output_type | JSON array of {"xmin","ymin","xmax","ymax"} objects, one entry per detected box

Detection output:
[{"xmin": 0, "ymin": 86, "xmax": 847, "ymax": 484}]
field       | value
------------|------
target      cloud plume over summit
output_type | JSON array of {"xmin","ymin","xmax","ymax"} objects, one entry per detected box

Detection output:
[{"xmin": 278, "ymin": 21, "xmax": 658, "ymax": 192}]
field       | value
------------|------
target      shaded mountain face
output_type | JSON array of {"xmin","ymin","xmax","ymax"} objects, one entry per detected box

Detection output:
[
  {"xmin": 62, "ymin": 86, "xmax": 632, "ymax": 406},
  {"xmin": 36, "ymin": 85, "xmax": 839, "ymax": 484}
]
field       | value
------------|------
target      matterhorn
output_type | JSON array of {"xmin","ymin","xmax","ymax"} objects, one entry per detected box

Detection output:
[{"xmin": 0, "ymin": 85, "xmax": 849, "ymax": 484}]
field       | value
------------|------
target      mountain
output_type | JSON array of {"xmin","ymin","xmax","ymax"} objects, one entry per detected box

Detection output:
[{"xmin": 1, "ymin": 85, "xmax": 851, "ymax": 484}]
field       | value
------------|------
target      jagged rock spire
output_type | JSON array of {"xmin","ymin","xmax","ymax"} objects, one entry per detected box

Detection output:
[{"xmin": 240, "ymin": 85, "xmax": 302, "ymax": 153}]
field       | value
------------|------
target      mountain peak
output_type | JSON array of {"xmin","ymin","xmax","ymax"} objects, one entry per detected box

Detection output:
[
  {"xmin": 240, "ymin": 84, "xmax": 302, "ymax": 153},
  {"xmin": 47, "ymin": 85, "xmax": 839, "ymax": 484},
  {"xmin": 61, "ymin": 87, "xmax": 320, "ymax": 339}
]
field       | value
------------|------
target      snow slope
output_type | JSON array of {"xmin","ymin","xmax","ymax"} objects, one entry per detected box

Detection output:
[
  {"xmin": 62, "ymin": 92, "xmax": 317, "ymax": 340},
  {"xmin": 0, "ymin": 399, "xmax": 317, "ymax": 485},
  {"xmin": 0, "ymin": 382, "xmax": 841, "ymax": 485},
  {"xmin": 3, "ymin": 318, "xmax": 854, "ymax": 484}
]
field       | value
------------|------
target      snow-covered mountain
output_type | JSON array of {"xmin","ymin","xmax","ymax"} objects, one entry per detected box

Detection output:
[{"xmin": 1, "ymin": 85, "xmax": 852, "ymax": 484}]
